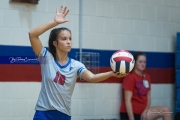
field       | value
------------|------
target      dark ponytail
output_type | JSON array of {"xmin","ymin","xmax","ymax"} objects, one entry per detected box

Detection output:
[{"xmin": 48, "ymin": 27, "xmax": 71, "ymax": 59}]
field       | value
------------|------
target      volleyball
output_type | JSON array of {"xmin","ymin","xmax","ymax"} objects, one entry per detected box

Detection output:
[{"xmin": 110, "ymin": 50, "xmax": 135, "ymax": 74}]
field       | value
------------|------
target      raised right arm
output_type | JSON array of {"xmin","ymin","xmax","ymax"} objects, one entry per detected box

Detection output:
[
  {"xmin": 29, "ymin": 21, "xmax": 59, "ymax": 56},
  {"xmin": 28, "ymin": 6, "xmax": 69, "ymax": 56}
]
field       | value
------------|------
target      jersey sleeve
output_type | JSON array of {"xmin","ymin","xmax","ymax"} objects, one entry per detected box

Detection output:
[
  {"xmin": 37, "ymin": 47, "xmax": 53, "ymax": 64},
  {"xmin": 77, "ymin": 62, "xmax": 87, "ymax": 78},
  {"xmin": 122, "ymin": 74, "xmax": 135, "ymax": 92}
]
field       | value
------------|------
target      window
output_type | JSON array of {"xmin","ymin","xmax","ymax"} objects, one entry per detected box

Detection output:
[{"xmin": 10, "ymin": 0, "xmax": 39, "ymax": 4}]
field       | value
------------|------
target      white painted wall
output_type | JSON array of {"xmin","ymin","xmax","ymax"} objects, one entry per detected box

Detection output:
[
  {"xmin": 0, "ymin": 0, "xmax": 178, "ymax": 119},
  {"xmin": 0, "ymin": 0, "xmax": 179, "ymax": 52},
  {"xmin": 0, "ymin": 83, "xmax": 175, "ymax": 120}
]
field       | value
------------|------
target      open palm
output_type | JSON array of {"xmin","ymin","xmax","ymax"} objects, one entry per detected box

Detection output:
[{"xmin": 54, "ymin": 6, "xmax": 69, "ymax": 24}]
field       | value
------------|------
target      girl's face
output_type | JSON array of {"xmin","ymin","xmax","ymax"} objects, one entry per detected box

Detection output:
[
  {"xmin": 55, "ymin": 30, "xmax": 72, "ymax": 53},
  {"xmin": 135, "ymin": 55, "xmax": 146, "ymax": 72}
]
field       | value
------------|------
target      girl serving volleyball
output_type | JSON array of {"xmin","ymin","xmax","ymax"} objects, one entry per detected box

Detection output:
[
  {"xmin": 120, "ymin": 52, "xmax": 172, "ymax": 120},
  {"xmin": 29, "ymin": 6, "xmax": 125, "ymax": 120}
]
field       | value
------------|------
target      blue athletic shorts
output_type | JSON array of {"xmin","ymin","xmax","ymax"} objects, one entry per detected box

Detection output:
[{"xmin": 33, "ymin": 110, "xmax": 71, "ymax": 120}]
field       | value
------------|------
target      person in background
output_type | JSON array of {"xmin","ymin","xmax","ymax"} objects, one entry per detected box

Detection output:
[{"xmin": 119, "ymin": 52, "xmax": 172, "ymax": 120}]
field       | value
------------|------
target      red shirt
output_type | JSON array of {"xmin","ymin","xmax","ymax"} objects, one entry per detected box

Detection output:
[{"xmin": 120, "ymin": 71, "xmax": 151, "ymax": 114}]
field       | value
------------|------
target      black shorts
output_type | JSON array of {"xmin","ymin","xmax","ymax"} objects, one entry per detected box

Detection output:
[{"xmin": 120, "ymin": 112, "xmax": 141, "ymax": 120}]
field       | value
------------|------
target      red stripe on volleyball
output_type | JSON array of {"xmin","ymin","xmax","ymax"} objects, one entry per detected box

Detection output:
[
  {"xmin": 113, "ymin": 50, "xmax": 131, "ymax": 55},
  {"xmin": 113, "ymin": 57, "xmax": 132, "ymax": 62}
]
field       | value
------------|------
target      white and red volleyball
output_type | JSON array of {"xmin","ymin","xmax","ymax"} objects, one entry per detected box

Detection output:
[{"xmin": 110, "ymin": 50, "xmax": 135, "ymax": 74}]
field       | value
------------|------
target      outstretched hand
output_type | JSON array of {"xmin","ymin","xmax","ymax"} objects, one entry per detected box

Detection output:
[
  {"xmin": 54, "ymin": 6, "xmax": 70, "ymax": 24},
  {"xmin": 111, "ymin": 71, "xmax": 128, "ymax": 78}
]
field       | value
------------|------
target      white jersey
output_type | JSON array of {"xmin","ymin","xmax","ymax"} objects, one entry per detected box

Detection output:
[{"xmin": 35, "ymin": 47, "xmax": 87, "ymax": 116}]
